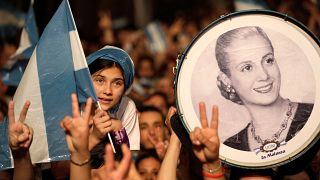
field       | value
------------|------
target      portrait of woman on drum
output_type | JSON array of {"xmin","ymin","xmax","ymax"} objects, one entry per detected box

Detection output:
[{"xmin": 214, "ymin": 26, "xmax": 314, "ymax": 152}]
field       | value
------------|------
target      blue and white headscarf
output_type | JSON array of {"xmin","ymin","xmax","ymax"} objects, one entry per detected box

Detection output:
[{"xmin": 87, "ymin": 45, "xmax": 135, "ymax": 113}]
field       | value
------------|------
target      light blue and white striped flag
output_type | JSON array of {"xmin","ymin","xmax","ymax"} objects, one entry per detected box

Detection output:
[
  {"xmin": 0, "ymin": 0, "xmax": 97, "ymax": 169},
  {"xmin": 1, "ymin": 0, "xmax": 39, "ymax": 86},
  {"xmin": 144, "ymin": 21, "xmax": 167, "ymax": 53}
]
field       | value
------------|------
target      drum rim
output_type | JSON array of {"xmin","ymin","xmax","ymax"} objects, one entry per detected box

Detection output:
[{"xmin": 173, "ymin": 9, "xmax": 320, "ymax": 169}]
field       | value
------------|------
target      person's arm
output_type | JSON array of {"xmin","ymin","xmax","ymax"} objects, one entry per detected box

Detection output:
[
  {"xmin": 157, "ymin": 107, "xmax": 181, "ymax": 180},
  {"xmin": 158, "ymin": 132, "xmax": 181, "ymax": 180},
  {"xmin": 98, "ymin": 10, "xmax": 115, "ymax": 45},
  {"xmin": 8, "ymin": 100, "xmax": 34, "ymax": 180},
  {"xmin": 189, "ymin": 102, "xmax": 225, "ymax": 180},
  {"xmin": 60, "ymin": 94, "xmax": 93, "ymax": 180}
]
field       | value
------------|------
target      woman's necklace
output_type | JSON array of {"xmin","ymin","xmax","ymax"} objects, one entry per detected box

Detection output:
[{"xmin": 250, "ymin": 100, "xmax": 294, "ymax": 152}]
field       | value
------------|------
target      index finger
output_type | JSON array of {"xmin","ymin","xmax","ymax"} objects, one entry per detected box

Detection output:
[
  {"xmin": 199, "ymin": 102, "xmax": 208, "ymax": 128},
  {"xmin": 18, "ymin": 101, "xmax": 31, "ymax": 123},
  {"xmin": 71, "ymin": 94, "xmax": 80, "ymax": 118},
  {"xmin": 156, "ymin": 127, "xmax": 164, "ymax": 143},
  {"xmin": 105, "ymin": 144, "xmax": 115, "ymax": 172},
  {"xmin": 148, "ymin": 134, "xmax": 158, "ymax": 146},
  {"xmin": 117, "ymin": 144, "xmax": 131, "ymax": 178},
  {"xmin": 82, "ymin": 97, "xmax": 93, "ymax": 124},
  {"xmin": 8, "ymin": 101, "xmax": 15, "ymax": 125}
]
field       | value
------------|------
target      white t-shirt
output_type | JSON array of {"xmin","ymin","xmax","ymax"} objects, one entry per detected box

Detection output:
[{"xmin": 109, "ymin": 96, "xmax": 140, "ymax": 150}]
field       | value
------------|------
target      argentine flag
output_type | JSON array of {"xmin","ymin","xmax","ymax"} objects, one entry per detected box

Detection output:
[
  {"xmin": 1, "ymin": 0, "xmax": 39, "ymax": 86},
  {"xmin": 0, "ymin": 0, "xmax": 97, "ymax": 169},
  {"xmin": 144, "ymin": 21, "xmax": 167, "ymax": 53}
]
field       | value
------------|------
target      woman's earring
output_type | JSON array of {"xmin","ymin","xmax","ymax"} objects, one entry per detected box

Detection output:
[
  {"xmin": 224, "ymin": 82, "xmax": 237, "ymax": 100},
  {"xmin": 217, "ymin": 72, "xmax": 233, "ymax": 91},
  {"xmin": 217, "ymin": 72, "xmax": 243, "ymax": 105},
  {"xmin": 229, "ymin": 88, "xmax": 237, "ymax": 100}
]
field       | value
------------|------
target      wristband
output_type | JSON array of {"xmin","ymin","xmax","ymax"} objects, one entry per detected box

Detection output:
[
  {"xmin": 70, "ymin": 158, "xmax": 90, "ymax": 166},
  {"xmin": 203, "ymin": 168, "xmax": 225, "ymax": 179},
  {"xmin": 203, "ymin": 160, "xmax": 222, "ymax": 174}
]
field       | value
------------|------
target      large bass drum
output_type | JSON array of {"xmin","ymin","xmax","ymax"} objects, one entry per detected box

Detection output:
[{"xmin": 174, "ymin": 10, "xmax": 320, "ymax": 169}]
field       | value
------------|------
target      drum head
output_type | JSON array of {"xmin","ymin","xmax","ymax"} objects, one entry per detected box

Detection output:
[{"xmin": 174, "ymin": 10, "xmax": 320, "ymax": 169}]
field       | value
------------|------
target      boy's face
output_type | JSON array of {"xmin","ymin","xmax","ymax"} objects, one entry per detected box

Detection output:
[{"xmin": 139, "ymin": 111, "xmax": 164, "ymax": 149}]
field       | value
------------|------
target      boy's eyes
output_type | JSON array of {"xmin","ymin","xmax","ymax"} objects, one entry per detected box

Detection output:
[{"xmin": 140, "ymin": 125, "xmax": 147, "ymax": 129}]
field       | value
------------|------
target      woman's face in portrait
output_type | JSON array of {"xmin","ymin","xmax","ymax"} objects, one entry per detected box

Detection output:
[
  {"xmin": 226, "ymin": 34, "xmax": 281, "ymax": 106},
  {"xmin": 92, "ymin": 66, "xmax": 125, "ymax": 111}
]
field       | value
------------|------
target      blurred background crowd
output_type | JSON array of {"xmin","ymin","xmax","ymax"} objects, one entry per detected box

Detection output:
[
  {"xmin": 0, "ymin": 0, "xmax": 319, "ymax": 179},
  {"xmin": 1, "ymin": 0, "xmax": 320, "ymax": 107}
]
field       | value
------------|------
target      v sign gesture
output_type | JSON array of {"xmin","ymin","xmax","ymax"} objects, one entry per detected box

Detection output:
[
  {"xmin": 8, "ymin": 100, "xmax": 35, "ymax": 180},
  {"xmin": 60, "ymin": 94, "xmax": 92, "ymax": 158},
  {"xmin": 189, "ymin": 102, "xmax": 220, "ymax": 163},
  {"xmin": 8, "ymin": 100, "xmax": 33, "ymax": 154},
  {"xmin": 189, "ymin": 102, "xmax": 225, "ymax": 180},
  {"xmin": 60, "ymin": 94, "xmax": 93, "ymax": 180}
]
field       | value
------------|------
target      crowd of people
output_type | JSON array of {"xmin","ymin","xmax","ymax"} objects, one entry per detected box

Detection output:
[{"xmin": 0, "ymin": 0, "xmax": 320, "ymax": 179}]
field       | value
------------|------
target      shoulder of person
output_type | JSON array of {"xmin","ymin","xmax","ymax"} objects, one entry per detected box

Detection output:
[
  {"xmin": 119, "ymin": 96, "xmax": 137, "ymax": 110},
  {"xmin": 294, "ymin": 102, "xmax": 314, "ymax": 120},
  {"xmin": 116, "ymin": 96, "xmax": 138, "ymax": 121},
  {"xmin": 223, "ymin": 124, "xmax": 250, "ymax": 151}
]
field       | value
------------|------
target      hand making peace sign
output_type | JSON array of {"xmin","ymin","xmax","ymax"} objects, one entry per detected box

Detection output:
[
  {"xmin": 189, "ymin": 102, "xmax": 220, "ymax": 164},
  {"xmin": 8, "ymin": 100, "xmax": 33, "ymax": 154},
  {"xmin": 60, "ymin": 94, "xmax": 92, "ymax": 158}
]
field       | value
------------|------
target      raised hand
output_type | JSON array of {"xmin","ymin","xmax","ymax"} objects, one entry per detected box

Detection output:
[
  {"xmin": 189, "ymin": 102, "xmax": 220, "ymax": 164},
  {"xmin": 8, "ymin": 100, "xmax": 33, "ymax": 154},
  {"xmin": 8, "ymin": 100, "xmax": 35, "ymax": 180},
  {"xmin": 60, "ymin": 94, "xmax": 93, "ymax": 180},
  {"xmin": 168, "ymin": 17, "xmax": 185, "ymax": 36},
  {"xmin": 157, "ymin": 106, "xmax": 181, "ymax": 180},
  {"xmin": 165, "ymin": 107, "xmax": 177, "ymax": 133},
  {"xmin": 148, "ymin": 127, "xmax": 168, "ymax": 160},
  {"xmin": 98, "ymin": 10, "xmax": 113, "ymax": 30},
  {"xmin": 60, "ymin": 94, "xmax": 92, "ymax": 159},
  {"xmin": 92, "ymin": 144, "xmax": 132, "ymax": 180},
  {"xmin": 105, "ymin": 144, "xmax": 131, "ymax": 180}
]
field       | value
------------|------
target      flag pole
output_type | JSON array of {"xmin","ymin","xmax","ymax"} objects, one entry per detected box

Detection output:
[
  {"xmin": 97, "ymin": 101, "xmax": 116, "ymax": 153},
  {"xmin": 66, "ymin": 0, "xmax": 116, "ymax": 154}
]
